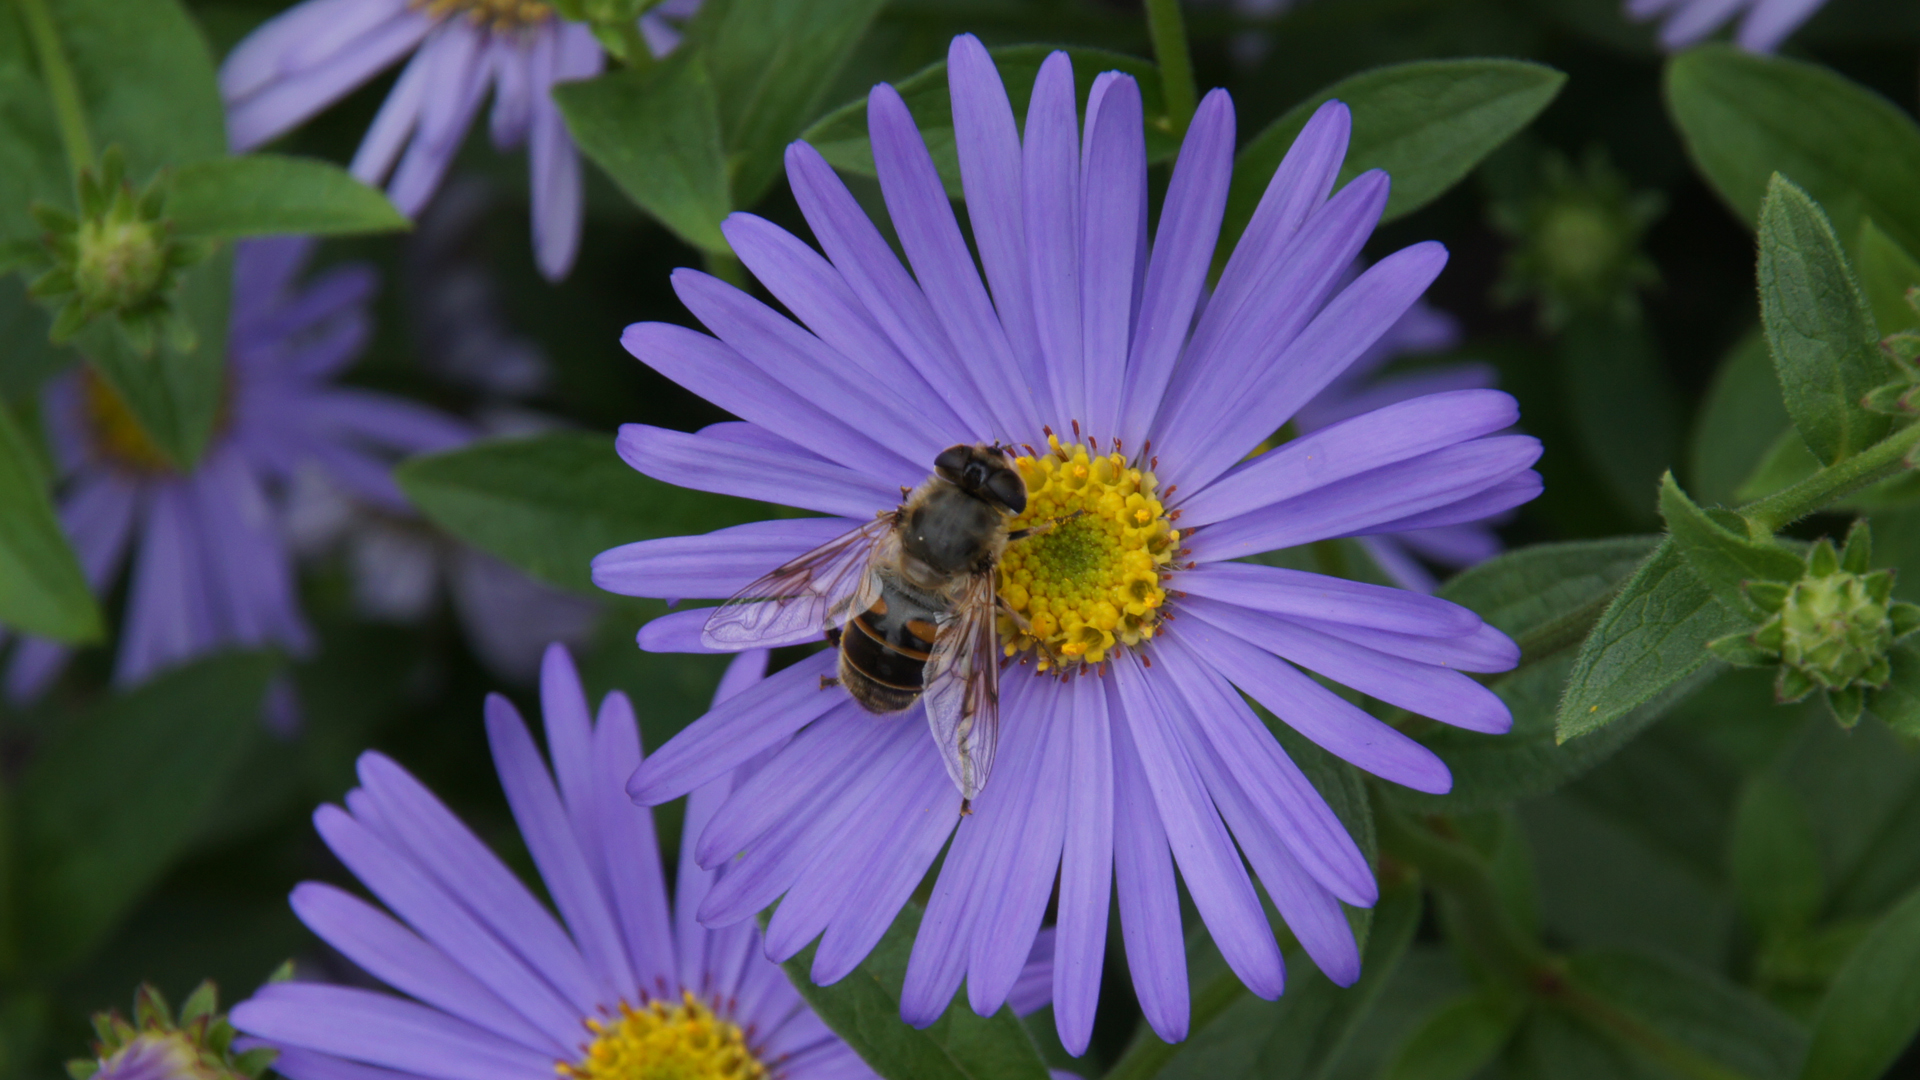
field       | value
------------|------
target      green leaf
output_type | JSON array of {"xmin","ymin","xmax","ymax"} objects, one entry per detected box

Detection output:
[
  {"xmin": 1567, "ymin": 949, "xmax": 1808, "ymax": 1080},
  {"xmin": 1758, "ymin": 175, "xmax": 1893, "ymax": 466},
  {"xmin": 775, "ymin": 902, "xmax": 1049, "ymax": 1080},
  {"xmin": 1658, "ymin": 472, "xmax": 1805, "ymax": 618},
  {"xmin": 686, "ymin": 0, "xmax": 888, "ymax": 207},
  {"xmin": 0, "ymin": 399, "xmax": 100, "ymax": 642},
  {"xmin": 802, "ymin": 46, "xmax": 1174, "ymax": 198},
  {"xmin": 1800, "ymin": 884, "xmax": 1920, "ymax": 1080},
  {"xmin": 1225, "ymin": 59, "xmax": 1565, "ymax": 253},
  {"xmin": 1867, "ymin": 641, "xmax": 1920, "ymax": 738},
  {"xmin": 1665, "ymin": 46, "xmax": 1920, "ymax": 258},
  {"xmin": 1691, "ymin": 331, "xmax": 1792, "ymax": 506},
  {"xmin": 395, "ymin": 430, "xmax": 778, "ymax": 594},
  {"xmin": 1731, "ymin": 774, "xmax": 1824, "ymax": 940},
  {"xmin": 1854, "ymin": 217, "xmax": 1920, "ymax": 336},
  {"xmin": 1391, "ymin": 537, "xmax": 1719, "ymax": 812},
  {"xmin": 13, "ymin": 652, "xmax": 277, "ymax": 975},
  {"xmin": 1556, "ymin": 538, "xmax": 1750, "ymax": 742},
  {"xmin": 554, "ymin": 55, "xmax": 731, "ymax": 254},
  {"xmin": 166, "ymin": 154, "xmax": 408, "ymax": 239},
  {"xmin": 1382, "ymin": 991, "xmax": 1520, "ymax": 1080}
]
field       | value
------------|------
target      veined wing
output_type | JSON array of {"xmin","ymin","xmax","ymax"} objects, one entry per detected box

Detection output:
[
  {"xmin": 923, "ymin": 570, "xmax": 1002, "ymax": 803},
  {"xmin": 701, "ymin": 515, "xmax": 894, "ymax": 650}
]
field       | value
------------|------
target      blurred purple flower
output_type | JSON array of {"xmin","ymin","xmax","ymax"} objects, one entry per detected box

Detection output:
[
  {"xmin": 230, "ymin": 644, "xmax": 1049, "ymax": 1078},
  {"xmin": 1626, "ymin": 0, "xmax": 1826, "ymax": 51},
  {"xmin": 592, "ymin": 35, "xmax": 1538, "ymax": 1052},
  {"xmin": 3, "ymin": 238, "xmax": 470, "ymax": 705},
  {"xmin": 220, "ymin": 0, "xmax": 697, "ymax": 281},
  {"xmin": 1291, "ymin": 277, "xmax": 1505, "ymax": 593}
]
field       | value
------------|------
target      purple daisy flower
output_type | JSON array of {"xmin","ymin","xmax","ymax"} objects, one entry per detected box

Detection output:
[
  {"xmin": 592, "ymin": 35, "xmax": 1539, "ymax": 1052},
  {"xmin": 1626, "ymin": 0, "xmax": 1827, "ymax": 51},
  {"xmin": 229, "ymin": 644, "xmax": 1017, "ymax": 1079},
  {"xmin": 2, "ymin": 238, "xmax": 470, "ymax": 705},
  {"xmin": 220, "ymin": 0, "xmax": 698, "ymax": 281},
  {"xmin": 1289, "ymin": 276, "xmax": 1506, "ymax": 593}
]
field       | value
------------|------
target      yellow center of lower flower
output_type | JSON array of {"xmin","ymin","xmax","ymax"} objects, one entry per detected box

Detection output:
[
  {"xmin": 997, "ymin": 435, "xmax": 1179, "ymax": 670},
  {"xmin": 82, "ymin": 368, "xmax": 173, "ymax": 473},
  {"xmin": 418, "ymin": 0, "xmax": 552, "ymax": 30},
  {"xmin": 558, "ymin": 992, "xmax": 768, "ymax": 1080}
]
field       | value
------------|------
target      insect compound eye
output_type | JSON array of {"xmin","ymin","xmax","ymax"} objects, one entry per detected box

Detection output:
[
  {"xmin": 987, "ymin": 469, "xmax": 1027, "ymax": 514},
  {"xmin": 933, "ymin": 444, "xmax": 970, "ymax": 483}
]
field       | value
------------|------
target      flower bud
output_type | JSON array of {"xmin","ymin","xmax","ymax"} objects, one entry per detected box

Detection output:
[
  {"xmin": 1489, "ymin": 147, "xmax": 1663, "ymax": 329},
  {"xmin": 67, "ymin": 982, "xmax": 274, "ymax": 1080}
]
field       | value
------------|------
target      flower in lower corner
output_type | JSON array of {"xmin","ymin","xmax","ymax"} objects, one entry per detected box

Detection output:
[
  {"xmin": 590, "ymin": 34, "xmax": 1539, "ymax": 1053},
  {"xmin": 219, "ymin": 0, "xmax": 698, "ymax": 280},
  {"xmin": 1, "ymin": 238, "xmax": 470, "ymax": 707},
  {"xmin": 229, "ymin": 644, "xmax": 1035, "ymax": 1079},
  {"xmin": 1625, "ymin": 0, "xmax": 1826, "ymax": 52},
  {"xmin": 71, "ymin": 982, "xmax": 273, "ymax": 1080}
]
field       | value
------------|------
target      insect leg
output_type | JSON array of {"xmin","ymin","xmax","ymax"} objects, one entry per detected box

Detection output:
[{"xmin": 1006, "ymin": 509, "xmax": 1087, "ymax": 543}]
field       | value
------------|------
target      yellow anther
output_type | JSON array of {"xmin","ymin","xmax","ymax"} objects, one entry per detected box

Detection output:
[
  {"xmin": 558, "ymin": 991, "xmax": 765, "ymax": 1080},
  {"xmin": 997, "ymin": 434, "xmax": 1178, "ymax": 665},
  {"xmin": 419, "ymin": 0, "xmax": 552, "ymax": 31}
]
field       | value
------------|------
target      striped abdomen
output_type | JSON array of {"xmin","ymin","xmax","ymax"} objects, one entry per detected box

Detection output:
[{"xmin": 839, "ymin": 575, "xmax": 944, "ymax": 714}]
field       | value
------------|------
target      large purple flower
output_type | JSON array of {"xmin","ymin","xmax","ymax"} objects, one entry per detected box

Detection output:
[
  {"xmin": 220, "ymin": 0, "xmax": 697, "ymax": 281},
  {"xmin": 2, "ymin": 238, "xmax": 469, "ymax": 705},
  {"xmin": 230, "ymin": 645, "xmax": 1019, "ymax": 1080},
  {"xmin": 592, "ymin": 35, "xmax": 1539, "ymax": 1052},
  {"xmin": 1626, "ymin": 0, "xmax": 1827, "ymax": 51},
  {"xmin": 1292, "ymin": 279, "xmax": 1505, "ymax": 593}
]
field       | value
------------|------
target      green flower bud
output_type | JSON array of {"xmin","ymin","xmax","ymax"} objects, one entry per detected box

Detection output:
[
  {"xmin": 1489, "ymin": 147, "xmax": 1663, "ymax": 330},
  {"xmin": 67, "ymin": 982, "xmax": 273, "ymax": 1080}
]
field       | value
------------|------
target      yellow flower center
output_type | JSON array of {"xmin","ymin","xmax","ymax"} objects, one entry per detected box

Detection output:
[
  {"xmin": 997, "ymin": 435, "xmax": 1179, "ymax": 670},
  {"xmin": 82, "ymin": 368, "xmax": 174, "ymax": 473},
  {"xmin": 557, "ymin": 992, "xmax": 768, "ymax": 1080},
  {"xmin": 418, "ymin": 0, "xmax": 552, "ymax": 31}
]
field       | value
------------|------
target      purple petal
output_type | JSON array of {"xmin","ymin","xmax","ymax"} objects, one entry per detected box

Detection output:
[
  {"xmin": 1151, "ymin": 634, "xmax": 1378, "ymax": 908},
  {"xmin": 869, "ymin": 83, "xmax": 1037, "ymax": 439},
  {"xmin": 1186, "ymin": 594, "xmax": 1511, "ymax": 734},
  {"xmin": 1021, "ymin": 51, "xmax": 1082, "ymax": 424},
  {"xmin": 593, "ymin": 518, "xmax": 858, "ymax": 600},
  {"xmin": 231, "ymin": 983, "xmax": 552, "ymax": 1080},
  {"xmin": 1355, "ymin": 471, "xmax": 1543, "ymax": 536},
  {"xmin": 1078, "ymin": 71, "xmax": 1147, "ymax": 441},
  {"xmin": 1177, "ymin": 562, "xmax": 1481, "ymax": 637},
  {"xmin": 1177, "ymin": 600, "xmax": 1453, "ymax": 791},
  {"xmin": 613, "ymin": 422, "xmax": 898, "ymax": 519},
  {"xmin": 619, "ymin": 324, "xmax": 919, "ymax": 489},
  {"xmin": 589, "ymin": 692, "xmax": 679, "ymax": 1000},
  {"xmin": 947, "ymin": 35, "xmax": 1043, "ymax": 400},
  {"xmin": 263, "ymin": 1048, "xmax": 418, "ymax": 1080},
  {"xmin": 784, "ymin": 142, "xmax": 997, "ymax": 439},
  {"xmin": 1738, "ymin": 0, "xmax": 1825, "ymax": 50},
  {"xmin": 527, "ymin": 32, "xmax": 593, "ymax": 281},
  {"xmin": 289, "ymin": 882, "xmax": 563, "ymax": 1055},
  {"xmin": 117, "ymin": 482, "xmax": 214, "ymax": 686},
  {"xmin": 635, "ymin": 607, "xmax": 739, "ymax": 654},
  {"xmin": 1116, "ymin": 89, "xmax": 1234, "ymax": 446},
  {"xmin": 1053, "ymin": 676, "xmax": 1112, "ymax": 1055},
  {"xmin": 347, "ymin": 37, "xmax": 434, "ymax": 187},
  {"xmin": 1180, "ymin": 389, "xmax": 1519, "ymax": 527},
  {"xmin": 383, "ymin": 26, "xmax": 491, "ymax": 215},
  {"xmin": 1191, "ymin": 435, "xmax": 1542, "ymax": 559},
  {"xmin": 722, "ymin": 214, "xmax": 968, "ymax": 435},
  {"xmin": 226, "ymin": 6, "xmax": 433, "ymax": 152},
  {"xmin": 694, "ymin": 702, "xmax": 878, "ymax": 867},
  {"xmin": 1291, "ymin": 615, "xmax": 1519, "ymax": 673},
  {"xmin": 1008, "ymin": 928, "xmax": 1055, "ymax": 1018},
  {"xmin": 626, "ymin": 651, "xmax": 841, "ymax": 805},
  {"xmin": 484, "ymin": 695, "xmax": 635, "ymax": 999},
  {"xmin": 1113, "ymin": 654, "xmax": 1285, "ymax": 998},
  {"xmin": 1109, "ymin": 683, "xmax": 1189, "ymax": 1043}
]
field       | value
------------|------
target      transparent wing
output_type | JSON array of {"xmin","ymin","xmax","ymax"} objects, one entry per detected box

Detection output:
[
  {"xmin": 701, "ymin": 515, "xmax": 894, "ymax": 650},
  {"xmin": 923, "ymin": 571, "xmax": 1002, "ymax": 802}
]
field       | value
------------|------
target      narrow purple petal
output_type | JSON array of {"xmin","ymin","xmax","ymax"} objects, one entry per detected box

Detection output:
[
  {"xmin": 384, "ymin": 26, "xmax": 490, "ymax": 215},
  {"xmin": 627, "ymin": 651, "xmax": 841, "ymax": 805},
  {"xmin": 590, "ymin": 692, "xmax": 679, "ymax": 1001},
  {"xmin": 1078, "ymin": 72, "xmax": 1146, "ymax": 442},
  {"xmin": 1116, "ymin": 89, "xmax": 1234, "ymax": 446},
  {"xmin": 613, "ymin": 423, "xmax": 897, "ymax": 520},
  {"xmin": 1109, "ymin": 683, "xmax": 1188, "ymax": 1043},
  {"xmin": 1177, "ymin": 600, "xmax": 1453, "ymax": 791},
  {"xmin": 1292, "ymin": 615, "xmax": 1518, "ymax": 673},
  {"xmin": 1008, "ymin": 928, "xmax": 1055, "ymax": 1017},
  {"xmin": 227, "ymin": 9, "xmax": 433, "ymax": 152},
  {"xmin": 635, "ymin": 607, "xmax": 738, "ymax": 654},
  {"xmin": 1113, "ymin": 654, "xmax": 1285, "ymax": 998},
  {"xmin": 231, "ymin": 984, "xmax": 552, "ymax": 1080},
  {"xmin": 1021, "ymin": 51, "xmax": 1083, "ymax": 424},
  {"xmin": 347, "ymin": 37, "xmax": 433, "ymax": 186},
  {"xmin": 1355, "ymin": 471, "xmax": 1543, "ymax": 536},
  {"xmin": 1177, "ymin": 562, "xmax": 1481, "ymax": 637},
  {"xmin": 1053, "ymin": 676, "xmax": 1112, "ymax": 1055},
  {"xmin": 593, "ymin": 518, "xmax": 858, "ymax": 600},
  {"xmin": 694, "ymin": 703, "xmax": 876, "ymax": 867}
]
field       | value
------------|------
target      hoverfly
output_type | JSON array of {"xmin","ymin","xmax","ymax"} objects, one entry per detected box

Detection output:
[{"xmin": 702, "ymin": 443, "xmax": 1051, "ymax": 808}]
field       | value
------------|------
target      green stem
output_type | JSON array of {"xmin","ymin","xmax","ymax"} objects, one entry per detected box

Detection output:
[
  {"xmin": 14, "ymin": 0, "xmax": 93, "ymax": 177},
  {"xmin": 617, "ymin": 21, "xmax": 653, "ymax": 71},
  {"xmin": 1742, "ymin": 421, "xmax": 1920, "ymax": 533},
  {"xmin": 1375, "ymin": 795, "xmax": 1763, "ymax": 1080},
  {"xmin": 1144, "ymin": 0, "xmax": 1198, "ymax": 138}
]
